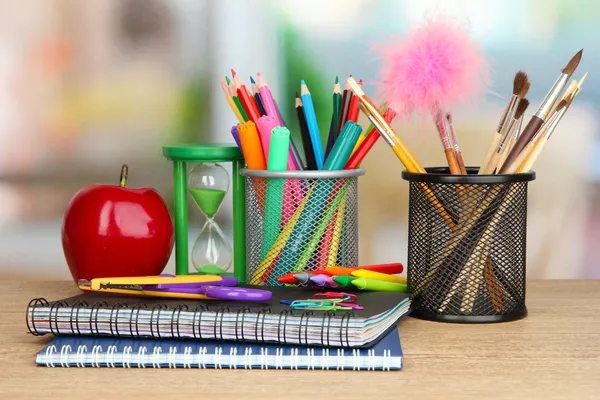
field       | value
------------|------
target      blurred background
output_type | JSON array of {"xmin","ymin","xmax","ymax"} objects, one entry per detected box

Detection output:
[{"xmin": 0, "ymin": 0, "xmax": 597, "ymax": 280}]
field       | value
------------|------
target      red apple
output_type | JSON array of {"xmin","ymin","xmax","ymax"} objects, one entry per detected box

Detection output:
[{"xmin": 62, "ymin": 165, "xmax": 174, "ymax": 284}]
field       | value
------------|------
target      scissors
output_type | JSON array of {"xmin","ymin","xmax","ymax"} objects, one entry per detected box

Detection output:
[{"xmin": 78, "ymin": 274, "xmax": 272, "ymax": 302}]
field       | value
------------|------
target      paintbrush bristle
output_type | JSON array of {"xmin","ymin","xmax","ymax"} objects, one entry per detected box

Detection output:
[
  {"xmin": 562, "ymin": 49, "xmax": 583, "ymax": 76},
  {"xmin": 513, "ymin": 71, "xmax": 530, "ymax": 97},
  {"xmin": 515, "ymin": 98, "xmax": 530, "ymax": 119},
  {"xmin": 358, "ymin": 102, "xmax": 370, "ymax": 116}
]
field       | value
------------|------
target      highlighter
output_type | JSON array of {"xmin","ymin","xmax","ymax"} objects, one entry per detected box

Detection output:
[
  {"xmin": 309, "ymin": 274, "xmax": 333, "ymax": 287},
  {"xmin": 351, "ymin": 269, "xmax": 407, "ymax": 285},
  {"xmin": 261, "ymin": 127, "xmax": 290, "ymax": 259},
  {"xmin": 292, "ymin": 272, "xmax": 316, "ymax": 285},
  {"xmin": 323, "ymin": 263, "xmax": 404, "ymax": 277},
  {"xmin": 351, "ymin": 278, "xmax": 407, "ymax": 293},
  {"xmin": 332, "ymin": 275, "xmax": 357, "ymax": 288},
  {"xmin": 323, "ymin": 121, "xmax": 362, "ymax": 170}
]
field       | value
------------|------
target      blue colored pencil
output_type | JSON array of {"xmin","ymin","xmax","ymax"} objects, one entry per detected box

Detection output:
[
  {"xmin": 300, "ymin": 80, "xmax": 324, "ymax": 169},
  {"xmin": 250, "ymin": 76, "xmax": 267, "ymax": 116}
]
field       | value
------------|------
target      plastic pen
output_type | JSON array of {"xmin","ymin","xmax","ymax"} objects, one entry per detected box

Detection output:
[
  {"xmin": 351, "ymin": 269, "xmax": 407, "ymax": 284},
  {"xmin": 351, "ymin": 278, "xmax": 407, "ymax": 293}
]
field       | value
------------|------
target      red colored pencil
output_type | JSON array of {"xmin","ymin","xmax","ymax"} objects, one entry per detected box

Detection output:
[
  {"xmin": 232, "ymin": 69, "xmax": 261, "ymax": 124},
  {"xmin": 345, "ymin": 106, "xmax": 397, "ymax": 169}
]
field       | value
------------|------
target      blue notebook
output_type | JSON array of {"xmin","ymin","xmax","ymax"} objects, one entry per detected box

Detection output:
[{"xmin": 36, "ymin": 326, "xmax": 403, "ymax": 371}]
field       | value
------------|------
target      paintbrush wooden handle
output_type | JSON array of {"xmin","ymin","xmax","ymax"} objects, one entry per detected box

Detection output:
[
  {"xmin": 455, "ymin": 150, "xmax": 467, "ymax": 174},
  {"xmin": 502, "ymin": 140, "xmax": 536, "ymax": 174},
  {"xmin": 486, "ymin": 151, "xmax": 502, "ymax": 175},
  {"xmin": 519, "ymin": 137, "xmax": 548, "ymax": 172},
  {"xmin": 445, "ymin": 148, "xmax": 462, "ymax": 175},
  {"xmin": 479, "ymin": 132, "xmax": 502, "ymax": 174},
  {"xmin": 498, "ymin": 116, "xmax": 543, "ymax": 174},
  {"xmin": 497, "ymin": 133, "xmax": 516, "ymax": 172}
]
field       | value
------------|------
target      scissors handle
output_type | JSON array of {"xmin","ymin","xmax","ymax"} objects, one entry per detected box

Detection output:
[{"xmin": 204, "ymin": 286, "xmax": 272, "ymax": 302}]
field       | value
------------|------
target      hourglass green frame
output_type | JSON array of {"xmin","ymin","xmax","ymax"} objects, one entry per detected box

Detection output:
[{"xmin": 163, "ymin": 144, "xmax": 245, "ymax": 282}]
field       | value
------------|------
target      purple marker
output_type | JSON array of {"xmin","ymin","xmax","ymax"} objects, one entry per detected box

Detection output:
[{"xmin": 231, "ymin": 125, "xmax": 243, "ymax": 155}]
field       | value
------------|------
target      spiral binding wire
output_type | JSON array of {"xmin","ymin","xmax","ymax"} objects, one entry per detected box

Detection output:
[
  {"xmin": 26, "ymin": 299, "xmax": 358, "ymax": 347},
  {"xmin": 26, "ymin": 298, "xmax": 48, "ymax": 336}
]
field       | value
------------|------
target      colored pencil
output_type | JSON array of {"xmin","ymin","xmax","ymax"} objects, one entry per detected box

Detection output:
[
  {"xmin": 233, "ymin": 69, "xmax": 261, "ymax": 124},
  {"xmin": 337, "ymin": 79, "xmax": 352, "ymax": 137},
  {"xmin": 300, "ymin": 80, "xmax": 325, "ymax": 169},
  {"xmin": 250, "ymin": 76, "xmax": 267, "ymax": 116},
  {"xmin": 345, "ymin": 106, "xmax": 397, "ymax": 169},
  {"xmin": 347, "ymin": 79, "xmax": 361, "ymax": 122},
  {"xmin": 324, "ymin": 77, "xmax": 342, "ymax": 158},
  {"xmin": 220, "ymin": 79, "xmax": 244, "ymax": 123},
  {"xmin": 256, "ymin": 72, "xmax": 279, "ymax": 122},
  {"xmin": 246, "ymin": 84, "xmax": 262, "ymax": 117},
  {"xmin": 296, "ymin": 94, "xmax": 318, "ymax": 170},
  {"xmin": 257, "ymin": 73, "xmax": 303, "ymax": 170}
]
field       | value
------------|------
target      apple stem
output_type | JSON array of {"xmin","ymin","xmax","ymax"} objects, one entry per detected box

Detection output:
[{"xmin": 120, "ymin": 164, "xmax": 128, "ymax": 187}]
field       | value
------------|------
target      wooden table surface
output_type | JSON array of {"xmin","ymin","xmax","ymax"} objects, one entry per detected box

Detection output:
[{"xmin": 1, "ymin": 280, "xmax": 599, "ymax": 400}]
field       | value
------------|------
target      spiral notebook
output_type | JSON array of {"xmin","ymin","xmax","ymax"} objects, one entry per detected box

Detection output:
[
  {"xmin": 26, "ymin": 286, "xmax": 411, "ymax": 348},
  {"xmin": 35, "ymin": 326, "xmax": 402, "ymax": 371}
]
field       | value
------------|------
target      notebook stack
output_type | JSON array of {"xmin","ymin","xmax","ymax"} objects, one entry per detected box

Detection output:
[{"xmin": 27, "ymin": 286, "xmax": 411, "ymax": 371}]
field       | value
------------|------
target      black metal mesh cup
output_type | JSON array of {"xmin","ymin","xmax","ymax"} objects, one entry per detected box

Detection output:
[
  {"xmin": 401, "ymin": 167, "xmax": 536, "ymax": 323},
  {"xmin": 241, "ymin": 169, "xmax": 365, "ymax": 287}
]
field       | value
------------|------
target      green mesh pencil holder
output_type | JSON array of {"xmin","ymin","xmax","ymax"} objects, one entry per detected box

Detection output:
[
  {"xmin": 402, "ymin": 167, "xmax": 536, "ymax": 323},
  {"xmin": 241, "ymin": 169, "xmax": 365, "ymax": 286}
]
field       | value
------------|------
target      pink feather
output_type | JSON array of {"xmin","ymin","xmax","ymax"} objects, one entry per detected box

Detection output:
[{"xmin": 373, "ymin": 18, "xmax": 491, "ymax": 117}]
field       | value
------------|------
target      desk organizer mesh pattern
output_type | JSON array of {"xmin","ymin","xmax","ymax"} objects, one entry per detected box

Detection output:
[
  {"xmin": 402, "ymin": 167, "xmax": 536, "ymax": 323},
  {"xmin": 241, "ymin": 169, "xmax": 364, "ymax": 286}
]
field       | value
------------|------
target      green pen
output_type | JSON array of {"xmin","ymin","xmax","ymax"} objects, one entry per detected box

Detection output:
[{"xmin": 351, "ymin": 277, "xmax": 408, "ymax": 293}]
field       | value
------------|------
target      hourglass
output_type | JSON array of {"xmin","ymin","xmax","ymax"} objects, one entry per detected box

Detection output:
[
  {"xmin": 188, "ymin": 163, "xmax": 233, "ymax": 274},
  {"xmin": 163, "ymin": 144, "xmax": 245, "ymax": 280}
]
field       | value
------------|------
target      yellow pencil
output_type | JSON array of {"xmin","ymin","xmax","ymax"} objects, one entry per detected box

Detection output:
[{"xmin": 220, "ymin": 79, "xmax": 244, "ymax": 123}]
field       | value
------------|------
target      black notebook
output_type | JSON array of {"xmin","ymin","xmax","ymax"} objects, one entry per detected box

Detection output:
[{"xmin": 26, "ymin": 286, "xmax": 411, "ymax": 348}]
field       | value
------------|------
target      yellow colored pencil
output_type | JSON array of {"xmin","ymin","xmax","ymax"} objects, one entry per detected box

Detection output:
[{"xmin": 220, "ymin": 79, "xmax": 244, "ymax": 123}]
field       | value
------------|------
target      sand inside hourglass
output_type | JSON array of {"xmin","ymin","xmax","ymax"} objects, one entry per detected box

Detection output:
[{"xmin": 189, "ymin": 187, "xmax": 226, "ymax": 217}]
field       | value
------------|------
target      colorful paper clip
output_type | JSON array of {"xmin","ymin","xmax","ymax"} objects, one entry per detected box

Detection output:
[{"xmin": 280, "ymin": 292, "xmax": 363, "ymax": 310}]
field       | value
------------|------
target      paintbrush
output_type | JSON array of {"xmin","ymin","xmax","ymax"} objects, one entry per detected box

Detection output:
[
  {"xmin": 433, "ymin": 109, "xmax": 463, "ymax": 174},
  {"xmin": 479, "ymin": 71, "xmax": 530, "ymax": 174},
  {"xmin": 510, "ymin": 72, "xmax": 586, "ymax": 173},
  {"xmin": 485, "ymin": 98, "xmax": 529, "ymax": 174},
  {"xmin": 349, "ymin": 77, "xmax": 426, "ymax": 173},
  {"xmin": 498, "ymin": 49, "xmax": 583, "ymax": 173},
  {"xmin": 446, "ymin": 113, "xmax": 467, "ymax": 174},
  {"xmin": 495, "ymin": 98, "xmax": 530, "ymax": 172}
]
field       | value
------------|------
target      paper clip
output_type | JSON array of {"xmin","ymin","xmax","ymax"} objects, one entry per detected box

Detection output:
[
  {"xmin": 278, "ymin": 299, "xmax": 351, "ymax": 311},
  {"xmin": 313, "ymin": 292, "xmax": 358, "ymax": 302},
  {"xmin": 312, "ymin": 292, "xmax": 363, "ymax": 310}
]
